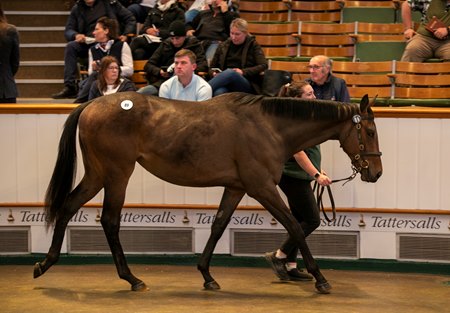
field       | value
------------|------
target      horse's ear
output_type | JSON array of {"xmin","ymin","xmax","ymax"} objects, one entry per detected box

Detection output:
[{"xmin": 360, "ymin": 94, "xmax": 370, "ymax": 113}]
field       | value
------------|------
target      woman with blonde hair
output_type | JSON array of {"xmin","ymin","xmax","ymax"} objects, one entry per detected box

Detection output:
[
  {"xmin": 208, "ymin": 18, "xmax": 268, "ymax": 96},
  {"xmin": 88, "ymin": 56, "xmax": 136, "ymax": 100}
]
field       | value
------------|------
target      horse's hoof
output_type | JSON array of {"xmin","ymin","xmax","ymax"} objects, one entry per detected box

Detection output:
[
  {"xmin": 33, "ymin": 262, "xmax": 43, "ymax": 279},
  {"xmin": 204, "ymin": 280, "xmax": 221, "ymax": 290},
  {"xmin": 131, "ymin": 281, "xmax": 149, "ymax": 292},
  {"xmin": 315, "ymin": 281, "xmax": 332, "ymax": 294}
]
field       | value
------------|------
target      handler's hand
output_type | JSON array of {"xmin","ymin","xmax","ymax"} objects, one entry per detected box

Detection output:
[{"xmin": 316, "ymin": 172, "xmax": 332, "ymax": 186}]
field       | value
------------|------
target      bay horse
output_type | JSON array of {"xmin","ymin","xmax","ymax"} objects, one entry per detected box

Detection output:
[{"xmin": 34, "ymin": 92, "xmax": 382, "ymax": 294}]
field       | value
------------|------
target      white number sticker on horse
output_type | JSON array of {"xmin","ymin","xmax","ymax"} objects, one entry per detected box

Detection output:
[{"xmin": 120, "ymin": 100, "xmax": 133, "ymax": 110}]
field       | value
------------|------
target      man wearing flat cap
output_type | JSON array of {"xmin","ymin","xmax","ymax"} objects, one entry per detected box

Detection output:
[{"xmin": 138, "ymin": 20, "xmax": 208, "ymax": 95}]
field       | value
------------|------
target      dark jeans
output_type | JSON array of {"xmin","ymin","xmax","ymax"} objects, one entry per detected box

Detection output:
[
  {"xmin": 63, "ymin": 41, "xmax": 92, "ymax": 87},
  {"xmin": 278, "ymin": 174, "xmax": 321, "ymax": 263},
  {"xmin": 208, "ymin": 69, "xmax": 254, "ymax": 96}
]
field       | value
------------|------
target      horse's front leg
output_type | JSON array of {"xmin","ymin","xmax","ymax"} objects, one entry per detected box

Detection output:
[
  {"xmin": 254, "ymin": 187, "xmax": 331, "ymax": 294},
  {"xmin": 198, "ymin": 187, "xmax": 245, "ymax": 290},
  {"xmin": 101, "ymin": 183, "xmax": 147, "ymax": 291},
  {"xmin": 34, "ymin": 179, "xmax": 101, "ymax": 279}
]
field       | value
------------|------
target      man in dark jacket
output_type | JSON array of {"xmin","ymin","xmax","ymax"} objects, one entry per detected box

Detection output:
[
  {"xmin": 306, "ymin": 55, "xmax": 350, "ymax": 102},
  {"xmin": 138, "ymin": 20, "xmax": 207, "ymax": 95},
  {"xmin": 52, "ymin": 0, "xmax": 135, "ymax": 99}
]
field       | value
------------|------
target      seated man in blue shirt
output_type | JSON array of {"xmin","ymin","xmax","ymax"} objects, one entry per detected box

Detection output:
[{"xmin": 159, "ymin": 49, "xmax": 212, "ymax": 101}]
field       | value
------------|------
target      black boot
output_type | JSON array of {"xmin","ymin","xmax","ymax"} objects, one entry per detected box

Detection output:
[{"xmin": 52, "ymin": 85, "xmax": 78, "ymax": 99}]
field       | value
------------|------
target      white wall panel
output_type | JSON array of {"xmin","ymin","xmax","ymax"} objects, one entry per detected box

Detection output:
[
  {"xmin": 184, "ymin": 186, "xmax": 207, "ymax": 204},
  {"xmin": 0, "ymin": 117, "xmax": 17, "ymax": 201},
  {"xmin": 37, "ymin": 115, "xmax": 63, "ymax": 201},
  {"xmin": 206, "ymin": 186, "xmax": 225, "ymax": 205},
  {"xmin": 143, "ymin": 173, "xmax": 165, "ymax": 203},
  {"xmin": 374, "ymin": 119, "xmax": 398, "ymax": 208},
  {"xmin": 396, "ymin": 119, "xmax": 419, "ymax": 208},
  {"xmin": 126, "ymin": 163, "xmax": 144, "ymax": 202},
  {"xmin": 16, "ymin": 115, "xmax": 39, "ymax": 201},
  {"xmin": 440, "ymin": 121, "xmax": 450, "ymax": 210},
  {"xmin": 418, "ymin": 119, "xmax": 441, "ymax": 209}
]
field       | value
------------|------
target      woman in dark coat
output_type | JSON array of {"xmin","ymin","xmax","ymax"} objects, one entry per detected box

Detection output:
[
  {"xmin": 208, "ymin": 18, "xmax": 267, "ymax": 96},
  {"xmin": 0, "ymin": 4, "xmax": 20, "ymax": 103}
]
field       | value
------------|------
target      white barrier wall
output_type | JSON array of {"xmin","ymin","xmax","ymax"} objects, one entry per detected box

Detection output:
[{"xmin": 1, "ymin": 110, "xmax": 449, "ymax": 260}]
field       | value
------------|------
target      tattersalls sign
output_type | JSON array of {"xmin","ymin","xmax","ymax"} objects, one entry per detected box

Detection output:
[{"xmin": 0, "ymin": 207, "xmax": 448, "ymax": 234}]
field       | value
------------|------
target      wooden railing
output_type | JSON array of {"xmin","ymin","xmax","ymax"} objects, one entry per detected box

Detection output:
[{"xmin": 2, "ymin": 104, "xmax": 450, "ymax": 118}]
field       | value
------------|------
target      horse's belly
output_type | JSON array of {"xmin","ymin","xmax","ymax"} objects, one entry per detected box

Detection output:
[{"xmin": 138, "ymin": 157, "xmax": 241, "ymax": 188}]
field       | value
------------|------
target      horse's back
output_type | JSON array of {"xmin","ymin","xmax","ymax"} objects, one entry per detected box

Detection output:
[{"xmin": 76, "ymin": 92, "xmax": 272, "ymax": 187}]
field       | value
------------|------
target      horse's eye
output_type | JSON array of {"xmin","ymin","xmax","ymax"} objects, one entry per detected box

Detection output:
[{"xmin": 367, "ymin": 129, "xmax": 375, "ymax": 138}]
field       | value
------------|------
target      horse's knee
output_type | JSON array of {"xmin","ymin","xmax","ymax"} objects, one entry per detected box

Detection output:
[{"xmin": 100, "ymin": 216, "xmax": 119, "ymax": 231}]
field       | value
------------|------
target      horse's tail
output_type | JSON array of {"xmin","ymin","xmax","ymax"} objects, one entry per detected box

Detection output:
[{"xmin": 44, "ymin": 101, "xmax": 92, "ymax": 227}]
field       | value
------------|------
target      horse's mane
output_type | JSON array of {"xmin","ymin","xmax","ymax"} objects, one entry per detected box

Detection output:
[{"xmin": 260, "ymin": 97, "xmax": 359, "ymax": 121}]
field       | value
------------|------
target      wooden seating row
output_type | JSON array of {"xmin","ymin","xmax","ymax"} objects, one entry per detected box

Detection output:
[
  {"xmin": 247, "ymin": 21, "xmax": 406, "ymax": 60},
  {"xmin": 238, "ymin": 0, "xmax": 405, "ymax": 23}
]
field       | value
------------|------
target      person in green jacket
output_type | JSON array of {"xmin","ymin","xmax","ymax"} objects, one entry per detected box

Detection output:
[{"xmin": 265, "ymin": 81, "xmax": 332, "ymax": 281}]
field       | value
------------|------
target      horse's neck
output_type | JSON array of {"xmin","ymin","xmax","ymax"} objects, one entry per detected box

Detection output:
[{"xmin": 281, "ymin": 119, "xmax": 344, "ymax": 156}]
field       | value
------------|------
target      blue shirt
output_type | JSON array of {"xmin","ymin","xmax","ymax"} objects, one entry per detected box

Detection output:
[{"xmin": 159, "ymin": 74, "xmax": 212, "ymax": 101}]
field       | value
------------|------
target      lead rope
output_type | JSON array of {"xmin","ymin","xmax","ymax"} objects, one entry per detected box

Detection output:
[{"xmin": 313, "ymin": 166, "xmax": 359, "ymax": 222}]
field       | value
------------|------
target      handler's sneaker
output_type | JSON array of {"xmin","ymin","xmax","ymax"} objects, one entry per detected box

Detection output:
[
  {"xmin": 264, "ymin": 251, "xmax": 289, "ymax": 281},
  {"xmin": 287, "ymin": 268, "xmax": 313, "ymax": 281}
]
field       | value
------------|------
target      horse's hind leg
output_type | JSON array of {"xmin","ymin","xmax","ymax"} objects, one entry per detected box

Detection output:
[
  {"xmin": 101, "ymin": 180, "xmax": 147, "ymax": 291},
  {"xmin": 198, "ymin": 187, "xmax": 245, "ymax": 290},
  {"xmin": 34, "ymin": 176, "xmax": 102, "ymax": 278}
]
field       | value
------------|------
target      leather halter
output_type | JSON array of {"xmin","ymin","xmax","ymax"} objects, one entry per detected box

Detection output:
[
  {"xmin": 342, "ymin": 113, "xmax": 382, "ymax": 173},
  {"xmin": 317, "ymin": 113, "xmax": 383, "ymax": 222}
]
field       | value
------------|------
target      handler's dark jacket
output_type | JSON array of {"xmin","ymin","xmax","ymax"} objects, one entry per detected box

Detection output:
[
  {"xmin": 144, "ymin": 36, "xmax": 208, "ymax": 87},
  {"xmin": 210, "ymin": 35, "xmax": 268, "ymax": 94},
  {"xmin": 64, "ymin": 0, "xmax": 136, "ymax": 41}
]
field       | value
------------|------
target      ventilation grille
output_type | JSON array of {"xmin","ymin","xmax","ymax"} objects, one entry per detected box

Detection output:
[
  {"xmin": 68, "ymin": 227, "xmax": 193, "ymax": 254},
  {"xmin": 232, "ymin": 230, "xmax": 359, "ymax": 259},
  {"xmin": 398, "ymin": 234, "xmax": 450, "ymax": 263},
  {"xmin": 0, "ymin": 227, "xmax": 30, "ymax": 254}
]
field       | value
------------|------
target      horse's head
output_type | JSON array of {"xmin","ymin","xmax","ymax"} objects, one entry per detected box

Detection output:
[{"xmin": 339, "ymin": 95, "xmax": 383, "ymax": 182}]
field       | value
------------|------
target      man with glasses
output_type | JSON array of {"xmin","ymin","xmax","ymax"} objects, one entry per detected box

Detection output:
[
  {"xmin": 138, "ymin": 20, "xmax": 208, "ymax": 95},
  {"xmin": 306, "ymin": 55, "xmax": 350, "ymax": 102}
]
